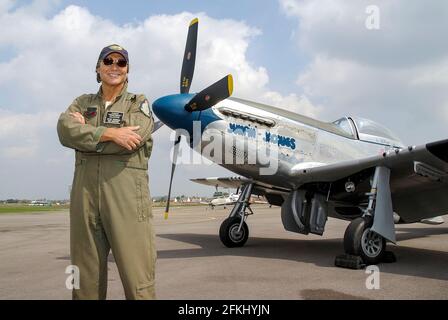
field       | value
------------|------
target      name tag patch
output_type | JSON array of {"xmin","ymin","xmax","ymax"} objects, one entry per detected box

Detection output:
[{"xmin": 105, "ymin": 111, "xmax": 124, "ymax": 125}]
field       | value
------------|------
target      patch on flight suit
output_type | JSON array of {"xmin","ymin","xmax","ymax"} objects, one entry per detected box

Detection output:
[
  {"xmin": 105, "ymin": 111, "xmax": 124, "ymax": 125},
  {"xmin": 140, "ymin": 99, "xmax": 152, "ymax": 118},
  {"xmin": 84, "ymin": 107, "xmax": 97, "ymax": 119}
]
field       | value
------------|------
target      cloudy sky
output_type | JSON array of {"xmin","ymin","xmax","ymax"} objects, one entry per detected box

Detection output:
[{"xmin": 1, "ymin": 0, "xmax": 447, "ymax": 200}]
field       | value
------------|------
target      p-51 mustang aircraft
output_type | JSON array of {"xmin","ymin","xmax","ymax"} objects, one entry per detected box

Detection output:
[{"xmin": 152, "ymin": 18, "xmax": 448, "ymax": 266}]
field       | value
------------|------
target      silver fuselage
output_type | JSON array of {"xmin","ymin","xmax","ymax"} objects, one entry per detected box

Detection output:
[{"xmin": 199, "ymin": 97, "xmax": 402, "ymax": 190}]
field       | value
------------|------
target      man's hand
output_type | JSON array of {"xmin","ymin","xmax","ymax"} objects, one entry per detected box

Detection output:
[
  {"xmin": 70, "ymin": 112, "xmax": 86, "ymax": 125},
  {"xmin": 101, "ymin": 126, "xmax": 142, "ymax": 151}
]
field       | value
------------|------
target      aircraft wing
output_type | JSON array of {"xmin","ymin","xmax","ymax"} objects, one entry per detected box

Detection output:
[
  {"xmin": 292, "ymin": 139, "xmax": 448, "ymax": 182},
  {"xmin": 190, "ymin": 177, "xmax": 290, "ymax": 196},
  {"xmin": 292, "ymin": 139, "xmax": 448, "ymax": 221},
  {"xmin": 190, "ymin": 177, "xmax": 251, "ymax": 189}
]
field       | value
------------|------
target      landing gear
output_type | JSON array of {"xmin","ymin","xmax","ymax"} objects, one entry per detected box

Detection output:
[
  {"xmin": 219, "ymin": 183, "xmax": 254, "ymax": 248},
  {"xmin": 344, "ymin": 216, "xmax": 386, "ymax": 265},
  {"xmin": 336, "ymin": 166, "xmax": 396, "ymax": 268},
  {"xmin": 219, "ymin": 217, "xmax": 249, "ymax": 248}
]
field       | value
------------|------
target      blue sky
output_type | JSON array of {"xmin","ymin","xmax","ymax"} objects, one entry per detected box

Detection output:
[{"xmin": 1, "ymin": 0, "xmax": 448, "ymax": 200}]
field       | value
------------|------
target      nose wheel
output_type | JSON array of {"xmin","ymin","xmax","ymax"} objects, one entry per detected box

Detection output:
[
  {"xmin": 219, "ymin": 183, "xmax": 254, "ymax": 248},
  {"xmin": 219, "ymin": 217, "xmax": 249, "ymax": 248}
]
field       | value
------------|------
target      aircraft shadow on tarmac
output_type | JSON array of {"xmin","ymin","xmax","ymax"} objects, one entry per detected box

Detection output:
[
  {"xmin": 155, "ymin": 226, "xmax": 448, "ymax": 282},
  {"xmin": 57, "ymin": 226, "xmax": 448, "ymax": 281}
]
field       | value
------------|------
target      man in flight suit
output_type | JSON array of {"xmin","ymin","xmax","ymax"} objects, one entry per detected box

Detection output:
[{"xmin": 57, "ymin": 44, "xmax": 156, "ymax": 300}]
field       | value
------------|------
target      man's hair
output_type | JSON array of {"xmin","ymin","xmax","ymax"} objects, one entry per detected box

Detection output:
[{"xmin": 96, "ymin": 61, "xmax": 101, "ymax": 83}]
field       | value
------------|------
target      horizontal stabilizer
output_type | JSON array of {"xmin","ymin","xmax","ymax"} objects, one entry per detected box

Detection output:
[{"xmin": 420, "ymin": 216, "xmax": 445, "ymax": 225}]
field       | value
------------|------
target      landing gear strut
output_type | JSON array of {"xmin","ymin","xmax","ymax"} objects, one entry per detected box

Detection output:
[
  {"xmin": 219, "ymin": 183, "xmax": 254, "ymax": 248},
  {"xmin": 336, "ymin": 166, "xmax": 396, "ymax": 269}
]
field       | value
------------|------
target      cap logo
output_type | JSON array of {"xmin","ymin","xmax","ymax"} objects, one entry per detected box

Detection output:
[{"xmin": 109, "ymin": 45, "xmax": 123, "ymax": 51}]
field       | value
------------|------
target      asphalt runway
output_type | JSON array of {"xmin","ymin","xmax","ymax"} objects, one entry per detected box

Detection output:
[{"xmin": 0, "ymin": 205, "xmax": 447, "ymax": 300}]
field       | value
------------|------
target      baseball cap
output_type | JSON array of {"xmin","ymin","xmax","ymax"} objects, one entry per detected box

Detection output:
[{"xmin": 97, "ymin": 44, "xmax": 129, "ymax": 65}]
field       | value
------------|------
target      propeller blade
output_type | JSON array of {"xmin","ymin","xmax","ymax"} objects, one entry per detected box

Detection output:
[
  {"xmin": 164, "ymin": 135, "xmax": 182, "ymax": 219},
  {"xmin": 152, "ymin": 120, "xmax": 164, "ymax": 133},
  {"xmin": 185, "ymin": 74, "xmax": 233, "ymax": 112},
  {"xmin": 180, "ymin": 18, "xmax": 199, "ymax": 94}
]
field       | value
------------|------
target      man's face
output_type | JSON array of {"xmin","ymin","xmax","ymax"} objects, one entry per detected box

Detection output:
[{"xmin": 97, "ymin": 53, "xmax": 128, "ymax": 86}]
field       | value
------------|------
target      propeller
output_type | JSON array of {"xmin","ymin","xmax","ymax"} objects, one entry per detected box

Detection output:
[
  {"xmin": 164, "ymin": 17, "xmax": 235, "ymax": 219},
  {"xmin": 164, "ymin": 18, "xmax": 199, "ymax": 219},
  {"xmin": 180, "ymin": 18, "xmax": 198, "ymax": 94},
  {"xmin": 164, "ymin": 134, "xmax": 181, "ymax": 219},
  {"xmin": 184, "ymin": 74, "xmax": 233, "ymax": 112},
  {"xmin": 152, "ymin": 120, "xmax": 164, "ymax": 133}
]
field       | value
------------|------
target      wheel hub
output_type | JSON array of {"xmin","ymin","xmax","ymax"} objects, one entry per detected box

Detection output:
[
  {"xmin": 361, "ymin": 228, "xmax": 383, "ymax": 258},
  {"xmin": 229, "ymin": 224, "xmax": 245, "ymax": 242}
]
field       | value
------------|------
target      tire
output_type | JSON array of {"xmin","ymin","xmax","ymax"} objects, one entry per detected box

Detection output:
[
  {"xmin": 344, "ymin": 216, "xmax": 386, "ymax": 265},
  {"xmin": 219, "ymin": 217, "xmax": 249, "ymax": 248}
]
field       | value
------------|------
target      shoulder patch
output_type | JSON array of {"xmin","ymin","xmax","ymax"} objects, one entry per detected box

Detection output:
[{"xmin": 140, "ymin": 99, "xmax": 152, "ymax": 118}]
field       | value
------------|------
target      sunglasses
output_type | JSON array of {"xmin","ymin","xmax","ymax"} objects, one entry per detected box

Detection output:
[{"xmin": 103, "ymin": 57, "xmax": 128, "ymax": 68}]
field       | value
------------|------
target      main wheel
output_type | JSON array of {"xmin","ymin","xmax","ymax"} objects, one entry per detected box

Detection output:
[
  {"xmin": 344, "ymin": 216, "xmax": 386, "ymax": 265},
  {"xmin": 219, "ymin": 217, "xmax": 249, "ymax": 248}
]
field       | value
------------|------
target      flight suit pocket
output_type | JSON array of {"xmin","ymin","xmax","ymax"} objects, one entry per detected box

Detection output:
[
  {"xmin": 144, "ymin": 141, "xmax": 153, "ymax": 158},
  {"xmin": 136, "ymin": 172, "xmax": 152, "ymax": 222},
  {"xmin": 72, "ymin": 158, "xmax": 87, "ymax": 191}
]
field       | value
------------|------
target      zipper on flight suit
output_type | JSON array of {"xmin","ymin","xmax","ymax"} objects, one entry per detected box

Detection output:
[
  {"xmin": 96, "ymin": 95, "xmax": 120, "ymax": 221},
  {"xmin": 97, "ymin": 98, "xmax": 105, "ymax": 222}
]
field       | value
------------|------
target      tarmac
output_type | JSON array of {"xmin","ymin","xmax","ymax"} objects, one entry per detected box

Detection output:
[{"xmin": 0, "ymin": 205, "xmax": 447, "ymax": 300}]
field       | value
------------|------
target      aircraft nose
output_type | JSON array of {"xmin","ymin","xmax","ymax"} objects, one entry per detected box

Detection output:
[{"xmin": 152, "ymin": 94, "xmax": 195, "ymax": 131}]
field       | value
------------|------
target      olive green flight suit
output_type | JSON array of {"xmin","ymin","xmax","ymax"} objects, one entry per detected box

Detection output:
[{"xmin": 57, "ymin": 85, "xmax": 156, "ymax": 300}]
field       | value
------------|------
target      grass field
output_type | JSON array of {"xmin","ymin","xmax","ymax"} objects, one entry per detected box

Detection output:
[
  {"xmin": 0, "ymin": 202, "xmax": 207, "ymax": 215},
  {"xmin": 0, "ymin": 205, "xmax": 69, "ymax": 215}
]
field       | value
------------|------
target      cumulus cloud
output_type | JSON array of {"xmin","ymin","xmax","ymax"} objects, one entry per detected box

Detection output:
[
  {"xmin": 280, "ymin": 0, "xmax": 448, "ymax": 145},
  {"xmin": 0, "ymin": 110, "xmax": 57, "ymax": 159},
  {"xmin": 280, "ymin": 0, "xmax": 448, "ymax": 67},
  {"xmin": 0, "ymin": 1, "xmax": 319, "ymax": 199},
  {"xmin": 258, "ymin": 91, "xmax": 321, "ymax": 118},
  {"xmin": 1, "ymin": 5, "xmax": 306, "ymax": 112}
]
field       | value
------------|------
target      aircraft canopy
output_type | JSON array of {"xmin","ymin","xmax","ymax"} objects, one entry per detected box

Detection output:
[{"xmin": 333, "ymin": 117, "xmax": 404, "ymax": 147}]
